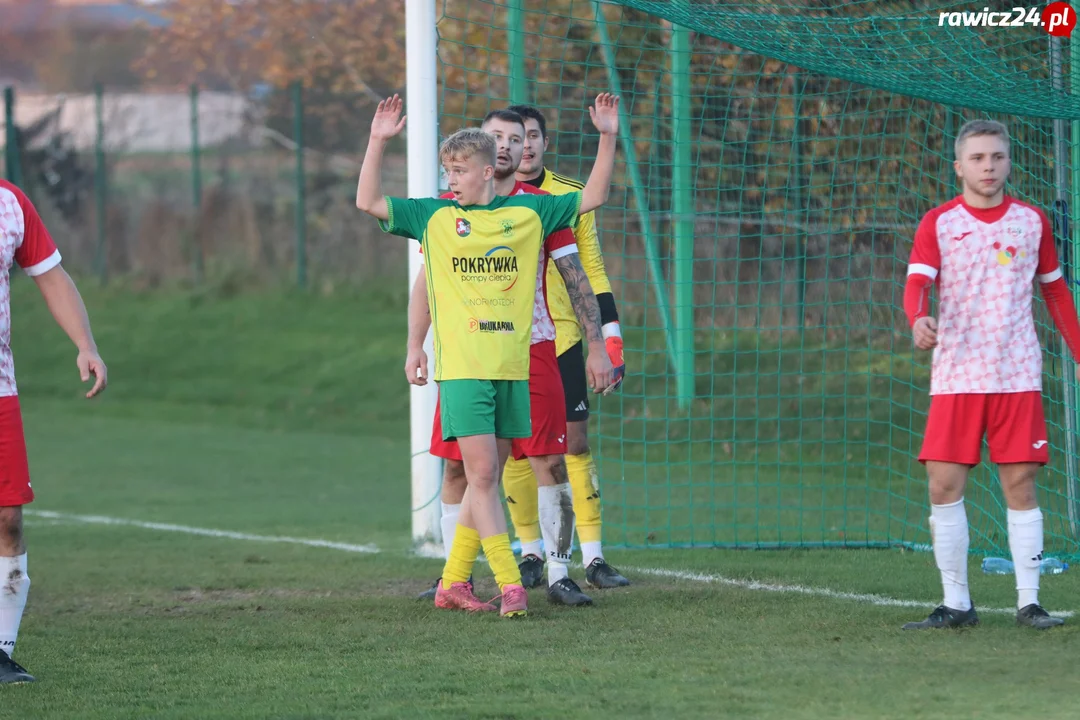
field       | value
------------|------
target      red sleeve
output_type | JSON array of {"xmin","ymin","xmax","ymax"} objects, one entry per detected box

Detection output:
[
  {"xmin": 1035, "ymin": 207, "xmax": 1063, "ymax": 280},
  {"xmin": 544, "ymin": 227, "xmax": 577, "ymax": 260},
  {"xmin": 6, "ymin": 183, "xmax": 60, "ymax": 276},
  {"xmin": 903, "ymin": 211, "xmax": 940, "ymax": 327},
  {"xmin": 1041, "ymin": 279, "xmax": 1080, "ymax": 359},
  {"xmin": 908, "ymin": 211, "xmax": 941, "ymax": 275},
  {"xmin": 1034, "ymin": 207, "xmax": 1080, "ymax": 358}
]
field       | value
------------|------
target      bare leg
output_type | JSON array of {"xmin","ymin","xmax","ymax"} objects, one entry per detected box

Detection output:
[
  {"xmin": 457, "ymin": 435, "xmax": 511, "ymax": 539},
  {"xmin": 566, "ymin": 420, "xmax": 589, "ymax": 457},
  {"xmin": 441, "ymin": 459, "xmax": 467, "ymax": 505}
]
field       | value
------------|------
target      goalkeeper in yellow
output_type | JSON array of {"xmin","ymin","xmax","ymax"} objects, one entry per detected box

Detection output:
[{"xmin": 505, "ymin": 105, "xmax": 630, "ymax": 589}]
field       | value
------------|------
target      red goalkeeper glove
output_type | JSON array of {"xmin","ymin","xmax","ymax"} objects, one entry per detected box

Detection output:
[{"xmin": 602, "ymin": 322, "xmax": 625, "ymax": 391}]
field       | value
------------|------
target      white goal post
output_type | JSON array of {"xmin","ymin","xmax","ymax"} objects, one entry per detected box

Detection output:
[{"xmin": 405, "ymin": 0, "xmax": 444, "ymax": 557}]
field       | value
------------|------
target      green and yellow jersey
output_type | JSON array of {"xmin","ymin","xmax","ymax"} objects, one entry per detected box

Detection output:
[
  {"xmin": 380, "ymin": 192, "xmax": 582, "ymax": 382},
  {"xmin": 530, "ymin": 170, "xmax": 615, "ymax": 356}
]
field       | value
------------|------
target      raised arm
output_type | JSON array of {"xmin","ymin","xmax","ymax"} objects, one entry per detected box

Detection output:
[
  {"xmin": 580, "ymin": 93, "xmax": 620, "ymax": 215},
  {"xmin": 356, "ymin": 95, "xmax": 407, "ymax": 220}
]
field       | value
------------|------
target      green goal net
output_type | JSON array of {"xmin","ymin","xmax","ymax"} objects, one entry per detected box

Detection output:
[{"xmin": 435, "ymin": 0, "xmax": 1080, "ymax": 558}]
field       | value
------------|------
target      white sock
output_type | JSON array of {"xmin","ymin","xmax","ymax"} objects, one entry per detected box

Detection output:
[
  {"xmin": 581, "ymin": 542, "xmax": 604, "ymax": 568},
  {"xmin": 931, "ymin": 500, "xmax": 971, "ymax": 611},
  {"xmin": 440, "ymin": 503, "xmax": 460, "ymax": 562},
  {"xmin": 0, "ymin": 554, "xmax": 28, "ymax": 658},
  {"xmin": 520, "ymin": 540, "xmax": 544, "ymax": 559},
  {"xmin": 538, "ymin": 484, "xmax": 573, "ymax": 586},
  {"xmin": 1008, "ymin": 507, "xmax": 1043, "ymax": 610}
]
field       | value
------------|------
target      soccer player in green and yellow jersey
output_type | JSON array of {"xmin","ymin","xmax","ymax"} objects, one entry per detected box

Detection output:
[
  {"xmin": 502, "ymin": 104, "xmax": 631, "ymax": 589},
  {"xmin": 356, "ymin": 94, "xmax": 620, "ymax": 617}
]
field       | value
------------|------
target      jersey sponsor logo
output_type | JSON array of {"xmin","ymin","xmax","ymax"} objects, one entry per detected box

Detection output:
[
  {"xmin": 468, "ymin": 318, "xmax": 516, "ymax": 334},
  {"xmin": 462, "ymin": 296, "xmax": 515, "ymax": 307},
  {"xmin": 452, "ymin": 246, "xmax": 519, "ymax": 291},
  {"xmin": 992, "ymin": 241, "xmax": 1026, "ymax": 267},
  {"xmin": 456, "ymin": 218, "xmax": 471, "ymax": 237}
]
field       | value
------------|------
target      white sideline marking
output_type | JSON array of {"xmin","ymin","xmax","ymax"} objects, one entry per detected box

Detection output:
[
  {"xmin": 29, "ymin": 509, "xmax": 1073, "ymax": 619},
  {"xmin": 24, "ymin": 510, "xmax": 380, "ymax": 555},
  {"xmin": 627, "ymin": 566, "xmax": 1074, "ymax": 618}
]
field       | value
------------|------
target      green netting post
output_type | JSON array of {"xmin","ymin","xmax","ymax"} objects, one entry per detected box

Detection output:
[
  {"xmin": 293, "ymin": 81, "xmax": 307, "ymax": 289},
  {"xmin": 943, "ymin": 106, "xmax": 963, "ymax": 203},
  {"xmin": 3, "ymin": 87, "xmax": 21, "ymax": 186},
  {"xmin": 190, "ymin": 84, "xmax": 203, "ymax": 283},
  {"xmin": 791, "ymin": 70, "xmax": 807, "ymax": 334},
  {"xmin": 1051, "ymin": 35, "xmax": 1077, "ymax": 535},
  {"xmin": 592, "ymin": 2, "xmax": 677, "ymax": 373},
  {"xmin": 1068, "ymin": 33, "xmax": 1080, "ymax": 537},
  {"xmin": 671, "ymin": 24, "xmax": 694, "ymax": 408},
  {"xmin": 507, "ymin": 0, "xmax": 527, "ymax": 104},
  {"xmin": 94, "ymin": 84, "xmax": 107, "ymax": 283}
]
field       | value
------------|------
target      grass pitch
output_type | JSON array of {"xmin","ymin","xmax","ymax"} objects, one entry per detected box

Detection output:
[{"xmin": 5, "ymin": 277, "xmax": 1080, "ymax": 719}]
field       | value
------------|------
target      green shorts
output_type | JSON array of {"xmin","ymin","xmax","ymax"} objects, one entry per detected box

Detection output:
[{"xmin": 439, "ymin": 379, "xmax": 531, "ymax": 441}]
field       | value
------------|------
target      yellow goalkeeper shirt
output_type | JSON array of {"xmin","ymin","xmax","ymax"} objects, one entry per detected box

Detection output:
[
  {"xmin": 380, "ymin": 192, "xmax": 581, "ymax": 381},
  {"xmin": 536, "ymin": 170, "xmax": 615, "ymax": 356}
]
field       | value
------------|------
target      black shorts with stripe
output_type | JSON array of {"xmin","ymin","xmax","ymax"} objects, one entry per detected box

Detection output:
[{"xmin": 558, "ymin": 340, "xmax": 590, "ymax": 422}]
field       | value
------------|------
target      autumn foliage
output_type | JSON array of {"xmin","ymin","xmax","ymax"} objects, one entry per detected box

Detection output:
[{"xmin": 136, "ymin": 0, "xmax": 406, "ymax": 151}]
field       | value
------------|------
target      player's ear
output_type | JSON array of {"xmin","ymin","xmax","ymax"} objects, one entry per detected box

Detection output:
[
  {"xmin": 543, "ymin": 135, "xmax": 549, "ymax": 151},
  {"xmin": 484, "ymin": 165, "xmax": 494, "ymax": 181},
  {"xmin": 953, "ymin": 158, "xmax": 962, "ymax": 179}
]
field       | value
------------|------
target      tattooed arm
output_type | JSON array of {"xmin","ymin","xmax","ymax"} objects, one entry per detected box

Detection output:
[{"xmin": 554, "ymin": 253, "xmax": 614, "ymax": 392}]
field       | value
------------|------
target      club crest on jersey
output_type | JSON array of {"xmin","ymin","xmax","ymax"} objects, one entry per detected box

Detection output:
[
  {"xmin": 992, "ymin": 241, "xmax": 1025, "ymax": 267},
  {"xmin": 456, "ymin": 218, "xmax": 471, "ymax": 237},
  {"xmin": 501, "ymin": 219, "xmax": 515, "ymax": 237},
  {"xmin": 1006, "ymin": 224, "xmax": 1023, "ymax": 238}
]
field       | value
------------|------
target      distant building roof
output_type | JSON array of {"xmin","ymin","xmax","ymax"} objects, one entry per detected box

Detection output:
[{"xmin": 0, "ymin": 3, "xmax": 168, "ymax": 33}]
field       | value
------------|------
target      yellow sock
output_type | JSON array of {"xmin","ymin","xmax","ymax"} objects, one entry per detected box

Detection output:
[
  {"xmin": 567, "ymin": 452, "xmax": 602, "ymax": 544},
  {"xmin": 441, "ymin": 524, "xmax": 480, "ymax": 585},
  {"xmin": 481, "ymin": 533, "xmax": 522, "ymax": 591},
  {"xmin": 502, "ymin": 457, "xmax": 541, "ymax": 545}
]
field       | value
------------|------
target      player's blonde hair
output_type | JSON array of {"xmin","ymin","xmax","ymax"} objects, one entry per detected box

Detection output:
[
  {"xmin": 439, "ymin": 128, "xmax": 496, "ymax": 167},
  {"xmin": 955, "ymin": 119, "xmax": 1010, "ymax": 159}
]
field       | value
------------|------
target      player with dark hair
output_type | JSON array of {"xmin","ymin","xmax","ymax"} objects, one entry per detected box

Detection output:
[{"xmin": 503, "ymin": 103, "xmax": 629, "ymax": 589}]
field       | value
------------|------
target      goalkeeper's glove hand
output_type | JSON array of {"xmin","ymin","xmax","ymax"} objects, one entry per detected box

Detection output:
[{"xmin": 602, "ymin": 321, "xmax": 625, "ymax": 391}]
